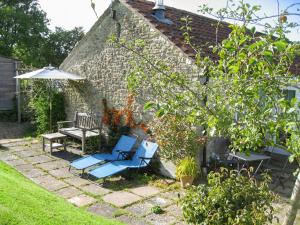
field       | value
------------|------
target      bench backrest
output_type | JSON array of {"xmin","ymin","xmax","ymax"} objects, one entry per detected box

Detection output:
[{"xmin": 74, "ymin": 112, "xmax": 101, "ymax": 129}]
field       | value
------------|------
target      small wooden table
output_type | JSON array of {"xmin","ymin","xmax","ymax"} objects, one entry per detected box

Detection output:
[{"xmin": 42, "ymin": 133, "xmax": 67, "ymax": 154}]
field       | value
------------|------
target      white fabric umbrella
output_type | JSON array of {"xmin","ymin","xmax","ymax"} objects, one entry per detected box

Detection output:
[
  {"xmin": 15, "ymin": 66, "xmax": 84, "ymax": 132},
  {"xmin": 14, "ymin": 66, "xmax": 84, "ymax": 80}
]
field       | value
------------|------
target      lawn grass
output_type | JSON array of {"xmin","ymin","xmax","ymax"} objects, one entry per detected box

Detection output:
[{"xmin": 0, "ymin": 161, "xmax": 125, "ymax": 225}]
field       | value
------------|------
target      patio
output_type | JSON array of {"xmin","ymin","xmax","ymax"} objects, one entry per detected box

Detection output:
[{"xmin": 0, "ymin": 122, "xmax": 299, "ymax": 225}]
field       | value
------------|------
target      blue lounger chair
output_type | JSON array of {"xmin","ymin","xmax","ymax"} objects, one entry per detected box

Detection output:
[
  {"xmin": 69, "ymin": 135, "xmax": 137, "ymax": 173},
  {"xmin": 88, "ymin": 140, "xmax": 158, "ymax": 179}
]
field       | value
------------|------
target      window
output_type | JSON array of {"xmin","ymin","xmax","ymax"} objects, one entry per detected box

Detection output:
[{"xmin": 283, "ymin": 89, "xmax": 296, "ymax": 101}]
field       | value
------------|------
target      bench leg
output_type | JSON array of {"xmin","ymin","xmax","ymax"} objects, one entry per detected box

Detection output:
[
  {"xmin": 42, "ymin": 137, "xmax": 45, "ymax": 152},
  {"xmin": 50, "ymin": 141, "xmax": 53, "ymax": 155},
  {"xmin": 82, "ymin": 131, "xmax": 86, "ymax": 152},
  {"xmin": 63, "ymin": 138, "xmax": 66, "ymax": 151}
]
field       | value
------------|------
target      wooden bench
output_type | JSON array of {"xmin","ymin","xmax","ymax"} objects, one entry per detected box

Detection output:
[{"xmin": 57, "ymin": 112, "xmax": 102, "ymax": 152}]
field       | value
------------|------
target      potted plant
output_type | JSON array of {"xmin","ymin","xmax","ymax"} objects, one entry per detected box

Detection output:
[{"xmin": 176, "ymin": 157, "xmax": 199, "ymax": 188}]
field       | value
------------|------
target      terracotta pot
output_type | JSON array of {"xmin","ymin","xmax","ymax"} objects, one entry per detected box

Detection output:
[{"xmin": 180, "ymin": 175, "xmax": 194, "ymax": 188}]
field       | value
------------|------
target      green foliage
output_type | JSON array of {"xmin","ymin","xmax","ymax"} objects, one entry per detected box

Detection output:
[
  {"xmin": 150, "ymin": 115, "xmax": 200, "ymax": 162},
  {"xmin": 0, "ymin": 1, "xmax": 84, "ymax": 68},
  {"xmin": 151, "ymin": 205, "xmax": 164, "ymax": 214},
  {"xmin": 179, "ymin": 168, "xmax": 277, "ymax": 225},
  {"xmin": 176, "ymin": 157, "xmax": 199, "ymax": 178},
  {"xmin": 85, "ymin": 135, "xmax": 101, "ymax": 153},
  {"xmin": 0, "ymin": 0, "xmax": 48, "ymax": 64},
  {"xmin": 40, "ymin": 27, "xmax": 84, "ymax": 67},
  {"xmin": 29, "ymin": 81, "xmax": 65, "ymax": 134}
]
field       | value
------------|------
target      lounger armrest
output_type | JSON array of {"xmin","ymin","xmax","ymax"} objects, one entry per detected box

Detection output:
[
  {"xmin": 139, "ymin": 157, "xmax": 153, "ymax": 159},
  {"xmin": 116, "ymin": 150, "xmax": 131, "ymax": 160}
]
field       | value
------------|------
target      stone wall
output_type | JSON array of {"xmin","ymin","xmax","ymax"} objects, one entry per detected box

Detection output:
[{"xmin": 60, "ymin": 0, "xmax": 201, "ymax": 123}]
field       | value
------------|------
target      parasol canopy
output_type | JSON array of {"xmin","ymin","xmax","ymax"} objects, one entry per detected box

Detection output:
[
  {"xmin": 14, "ymin": 66, "xmax": 84, "ymax": 80},
  {"xmin": 14, "ymin": 65, "xmax": 84, "ymax": 132}
]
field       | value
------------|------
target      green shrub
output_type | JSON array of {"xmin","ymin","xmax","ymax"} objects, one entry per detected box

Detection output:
[
  {"xmin": 150, "ymin": 115, "xmax": 200, "ymax": 163},
  {"xmin": 151, "ymin": 205, "xmax": 164, "ymax": 214},
  {"xmin": 85, "ymin": 136, "xmax": 101, "ymax": 153},
  {"xmin": 179, "ymin": 168, "xmax": 277, "ymax": 225},
  {"xmin": 29, "ymin": 81, "xmax": 66, "ymax": 134},
  {"xmin": 176, "ymin": 157, "xmax": 199, "ymax": 178}
]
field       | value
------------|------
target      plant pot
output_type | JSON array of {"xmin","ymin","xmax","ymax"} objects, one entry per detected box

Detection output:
[{"xmin": 180, "ymin": 175, "xmax": 194, "ymax": 188}]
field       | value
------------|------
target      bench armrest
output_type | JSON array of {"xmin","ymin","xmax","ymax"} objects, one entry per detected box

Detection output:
[{"xmin": 57, "ymin": 121, "xmax": 75, "ymax": 129}]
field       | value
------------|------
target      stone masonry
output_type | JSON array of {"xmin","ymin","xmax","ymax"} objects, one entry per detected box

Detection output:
[{"xmin": 60, "ymin": 0, "xmax": 201, "ymax": 123}]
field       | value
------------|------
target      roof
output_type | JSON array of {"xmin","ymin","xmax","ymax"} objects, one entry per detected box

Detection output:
[{"xmin": 126, "ymin": 0, "xmax": 299, "ymax": 74}]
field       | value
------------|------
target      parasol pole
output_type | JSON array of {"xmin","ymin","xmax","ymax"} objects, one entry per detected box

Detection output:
[{"xmin": 48, "ymin": 80, "xmax": 52, "ymax": 132}]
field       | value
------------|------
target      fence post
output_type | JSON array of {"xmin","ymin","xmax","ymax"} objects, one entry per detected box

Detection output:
[{"xmin": 15, "ymin": 62, "xmax": 21, "ymax": 123}]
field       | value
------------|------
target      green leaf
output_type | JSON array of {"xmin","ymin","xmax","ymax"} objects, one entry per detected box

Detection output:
[
  {"xmin": 274, "ymin": 41, "xmax": 288, "ymax": 52},
  {"xmin": 156, "ymin": 108, "xmax": 165, "ymax": 117},
  {"xmin": 263, "ymin": 50, "xmax": 273, "ymax": 57},
  {"xmin": 144, "ymin": 102, "xmax": 155, "ymax": 111}
]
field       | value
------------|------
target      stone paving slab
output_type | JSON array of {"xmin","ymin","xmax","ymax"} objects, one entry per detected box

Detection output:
[
  {"xmin": 22, "ymin": 168, "xmax": 46, "ymax": 178},
  {"xmin": 68, "ymin": 194, "xmax": 97, "ymax": 207},
  {"xmin": 15, "ymin": 163, "xmax": 36, "ymax": 172},
  {"xmin": 160, "ymin": 191, "xmax": 181, "ymax": 202},
  {"xmin": 0, "ymin": 138, "xmax": 24, "ymax": 145},
  {"xmin": 0, "ymin": 154, "xmax": 19, "ymax": 161},
  {"xmin": 129, "ymin": 186, "xmax": 160, "ymax": 198},
  {"xmin": 103, "ymin": 191, "xmax": 142, "ymax": 207},
  {"xmin": 55, "ymin": 186, "xmax": 83, "ymax": 199},
  {"xmin": 5, "ymin": 158, "xmax": 28, "ymax": 166},
  {"xmin": 165, "ymin": 204, "xmax": 183, "ymax": 218},
  {"xmin": 26, "ymin": 155, "xmax": 54, "ymax": 164},
  {"xmin": 40, "ymin": 179, "xmax": 69, "ymax": 192},
  {"xmin": 64, "ymin": 177, "xmax": 91, "ymax": 187},
  {"xmin": 117, "ymin": 215, "xmax": 148, "ymax": 225},
  {"xmin": 80, "ymin": 183, "xmax": 111, "ymax": 196},
  {"xmin": 48, "ymin": 167, "xmax": 74, "ymax": 179},
  {"xmin": 126, "ymin": 201, "xmax": 155, "ymax": 216},
  {"xmin": 88, "ymin": 202, "xmax": 118, "ymax": 218},
  {"xmin": 31, "ymin": 175, "xmax": 57, "ymax": 185},
  {"xmin": 37, "ymin": 160, "xmax": 68, "ymax": 171},
  {"xmin": 148, "ymin": 196, "xmax": 172, "ymax": 208},
  {"xmin": 15, "ymin": 149, "xmax": 42, "ymax": 158},
  {"xmin": 145, "ymin": 212, "xmax": 177, "ymax": 225}
]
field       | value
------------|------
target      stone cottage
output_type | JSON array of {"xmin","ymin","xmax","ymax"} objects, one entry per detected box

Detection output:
[{"xmin": 60, "ymin": 0, "xmax": 299, "ymax": 175}]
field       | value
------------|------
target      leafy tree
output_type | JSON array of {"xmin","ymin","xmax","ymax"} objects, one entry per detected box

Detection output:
[
  {"xmin": 0, "ymin": 0, "xmax": 84, "ymax": 67},
  {"xmin": 39, "ymin": 27, "xmax": 84, "ymax": 67},
  {"xmin": 110, "ymin": 1, "xmax": 300, "ymax": 224},
  {"xmin": 0, "ymin": 0, "xmax": 49, "ymax": 64}
]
